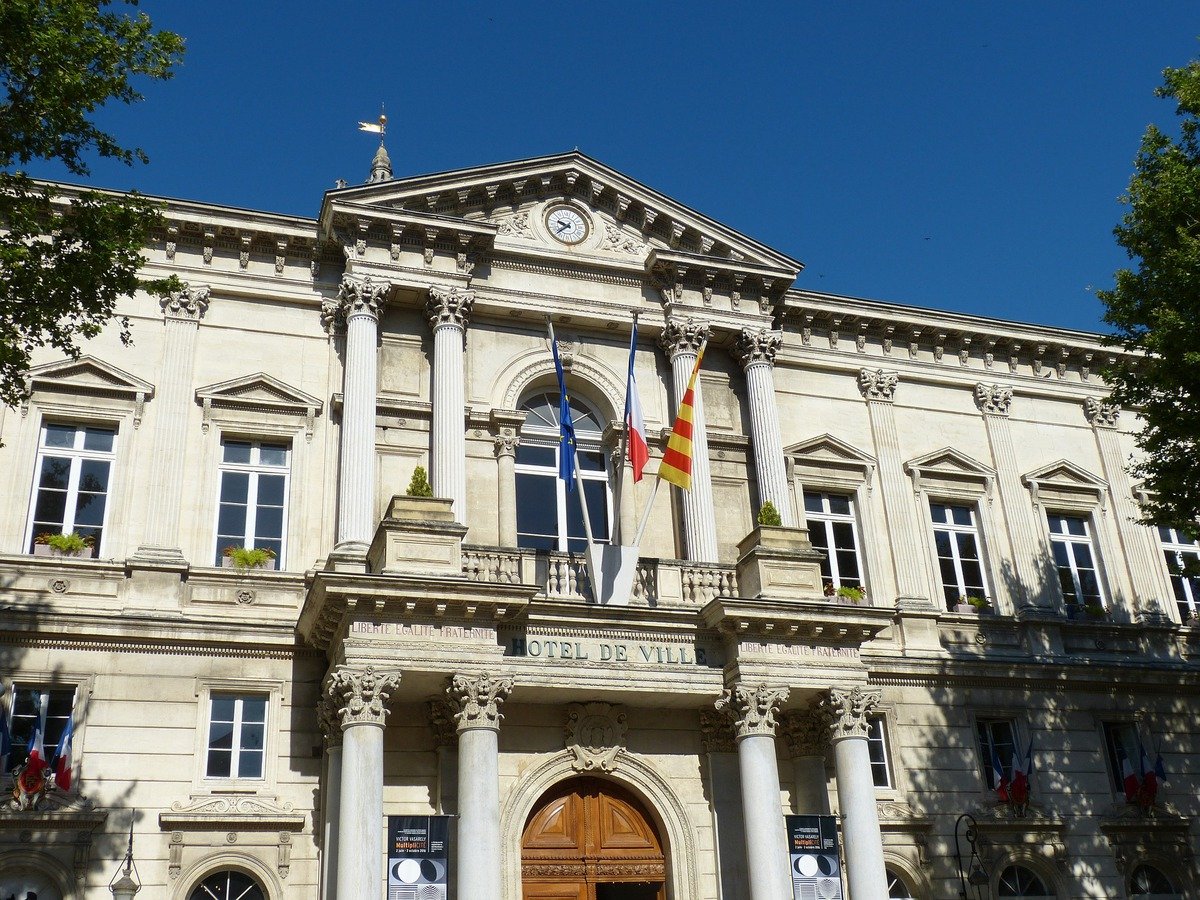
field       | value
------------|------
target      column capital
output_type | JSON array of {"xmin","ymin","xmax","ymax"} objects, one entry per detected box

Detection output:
[
  {"xmin": 317, "ymin": 694, "xmax": 343, "ymax": 748},
  {"xmin": 324, "ymin": 664, "xmax": 401, "ymax": 729},
  {"xmin": 858, "ymin": 368, "xmax": 898, "ymax": 402},
  {"xmin": 160, "ymin": 282, "xmax": 210, "ymax": 321},
  {"xmin": 447, "ymin": 673, "xmax": 514, "ymax": 732},
  {"xmin": 428, "ymin": 698, "xmax": 459, "ymax": 749},
  {"xmin": 715, "ymin": 684, "xmax": 790, "ymax": 739},
  {"xmin": 974, "ymin": 383, "xmax": 1013, "ymax": 416},
  {"xmin": 658, "ymin": 317, "xmax": 710, "ymax": 359},
  {"xmin": 698, "ymin": 706, "xmax": 738, "ymax": 754},
  {"xmin": 1084, "ymin": 396, "xmax": 1120, "ymax": 428},
  {"xmin": 491, "ymin": 408, "xmax": 524, "ymax": 459},
  {"xmin": 324, "ymin": 275, "xmax": 390, "ymax": 332},
  {"xmin": 820, "ymin": 686, "xmax": 881, "ymax": 742},
  {"xmin": 778, "ymin": 708, "xmax": 829, "ymax": 759},
  {"xmin": 734, "ymin": 327, "xmax": 783, "ymax": 368},
  {"xmin": 426, "ymin": 285, "xmax": 475, "ymax": 330}
]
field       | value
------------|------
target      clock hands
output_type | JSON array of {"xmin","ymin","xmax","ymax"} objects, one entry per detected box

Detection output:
[{"xmin": 555, "ymin": 219, "xmax": 572, "ymax": 234}]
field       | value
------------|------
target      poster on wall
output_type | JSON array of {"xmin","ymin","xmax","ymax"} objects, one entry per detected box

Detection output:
[
  {"xmin": 387, "ymin": 815, "xmax": 451, "ymax": 900},
  {"xmin": 786, "ymin": 814, "xmax": 844, "ymax": 900}
]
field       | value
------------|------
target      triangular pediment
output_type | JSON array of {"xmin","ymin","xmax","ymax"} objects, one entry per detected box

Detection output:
[
  {"xmin": 786, "ymin": 433, "xmax": 877, "ymax": 467},
  {"xmin": 195, "ymin": 373, "xmax": 322, "ymax": 413},
  {"xmin": 904, "ymin": 447, "xmax": 995, "ymax": 479},
  {"xmin": 26, "ymin": 355, "xmax": 154, "ymax": 398},
  {"xmin": 1021, "ymin": 460, "xmax": 1107, "ymax": 492},
  {"xmin": 322, "ymin": 151, "xmax": 802, "ymax": 276}
]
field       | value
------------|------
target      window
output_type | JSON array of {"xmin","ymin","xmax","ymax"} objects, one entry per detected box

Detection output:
[
  {"xmin": 1102, "ymin": 721, "xmax": 1142, "ymax": 793},
  {"xmin": 1130, "ymin": 864, "xmax": 1179, "ymax": 896},
  {"xmin": 997, "ymin": 864, "xmax": 1053, "ymax": 897},
  {"xmin": 188, "ymin": 870, "xmax": 266, "ymax": 900},
  {"xmin": 214, "ymin": 440, "xmax": 289, "ymax": 566},
  {"xmin": 26, "ymin": 423, "xmax": 116, "ymax": 553},
  {"xmin": 804, "ymin": 491, "xmax": 864, "ymax": 592},
  {"xmin": 975, "ymin": 718, "xmax": 1018, "ymax": 792},
  {"xmin": 930, "ymin": 501, "xmax": 988, "ymax": 608},
  {"xmin": 515, "ymin": 392, "xmax": 610, "ymax": 552},
  {"xmin": 867, "ymin": 717, "xmax": 892, "ymax": 788},
  {"xmin": 1046, "ymin": 513, "xmax": 1104, "ymax": 609},
  {"xmin": 1158, "ymin": 526, "xmax": 1200, "ymax": 622},
  {"xmin": 886, "ymin": 870, "xmax": 916, "ymax": 899},
  {"xmin": 205, "ymin": 694, "xmax": 267, "ymax": 779},
  {"xmin": 6, "ymin": 686, "xmax": 74, "ymax": 763}
]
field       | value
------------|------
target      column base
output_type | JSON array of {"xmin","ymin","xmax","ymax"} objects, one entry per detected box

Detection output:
[
  {"xmin": 127, "ymin": 545, "xmax": 189, "ymax": 567},
  {"xmin": 326, "ymin": 542, "xmax": 370, "ymax": 573}
]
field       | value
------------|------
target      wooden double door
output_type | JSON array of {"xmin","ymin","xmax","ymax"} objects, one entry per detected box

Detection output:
[{"xmin": 521, "ymin": 778, "xmax": 666, "ymax": 900}]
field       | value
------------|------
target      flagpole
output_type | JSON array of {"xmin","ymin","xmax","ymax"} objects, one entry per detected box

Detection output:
[
  {"xmin": 631, "ymin": 477, "xmax": 661, "ymax": 548},
  {"xmin": 547, "ymin": 317, "xmax": 596, "ymax": 549}
]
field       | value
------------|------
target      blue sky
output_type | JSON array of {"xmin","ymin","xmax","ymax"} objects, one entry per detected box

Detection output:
[{"xmin": 25, "ymin": 2, "xmax": 1200, "ymax": 332}]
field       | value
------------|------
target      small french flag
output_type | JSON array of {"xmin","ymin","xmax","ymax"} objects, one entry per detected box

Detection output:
[
  {"xmin": 53, "ymin": 715, "xmax": 74, "ymax": 791},
  {"xmin": 624, "ymin": 320, "xmax": 648, "ymax": 483},
  {"xmin": 991, "ymin": 743, "xmax": 1009, "ymax": 801},
  {"xmin": 26, "ymin": 719, "xmax": 46, "ymax": 773},
  {"xmin": 1119, "ymin": 748, "xmax": 1140, "ymax": 803}
]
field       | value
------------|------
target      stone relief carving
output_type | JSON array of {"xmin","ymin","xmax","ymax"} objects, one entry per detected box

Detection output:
[
  {"xmin": 564, "ymin": 702, "xmax": 627, "ymax": 772},
  {"xmin": 698, "ymin": 707, "xmax": 737, "ymax": 754},
  {"xmin": 167, "ymin": 795, "xmax": 297, "ymax": 817},
  {"xmin": 715, "ymin": 684, "xmax": 790, "ymax": 738},
  {"xmin": 446, "ymin": 673, "xmax": 514, "ymax": 730},
  {"xmin": 496, "ymin": 211, "xmax": 533, "ymax": 238},
  {"xmin": 858, "ymin": 368, "xmax": 899, "ymax": 402},
  {"xmin": 316, "ymin": 695, "xmax": 342, "ymax": 748},
  {"xmin": 599, "ymin": 222, "xmax": 645, "ymax": 255},
  {"xmin": 160, "ymin": 282, "xmax": 210, "ymax": 320},
  {"xmin": 820, "ymin": 686, "xmax": 881, "ymax": 741},
  {"xmin": 734, "ymin": 327, "xmax": 783, "ymax": 368},
  {"xmin": 779, "ymin": 708, "xmax": 829, "ymax": 759},
  {"xmin": 493, "ymin": 434, "xmax": 520, "ymax": 458},
  {"xmin": 658, "ymin": 318, "xmax": 710, "ymax": 359},
  {"xmin": 426, "ymin": 285, "xmax": 476, "ymax": 329},
  {"xmin": 1084, "ymin": 396, "xmax": 1120, "ymax": 428},
  {"xmin": 324, "ymin": 664, "xmax": 401, "ymax": 728},
  {"xmin": 428, "ymin": 698, "xmax": 459, "ymax": 748},
  {"xmin": 974, "ymin": 383, "xmax": 1013, "ymax": 416},
  {"xmin": 337, "ymin": 274, "xmax": 391, "ymax": 321}
]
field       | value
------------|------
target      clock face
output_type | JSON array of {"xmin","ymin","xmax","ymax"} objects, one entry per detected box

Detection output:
[{"xmin": 546, "ymin": 206, "xmax": 589, "ymax": 244}]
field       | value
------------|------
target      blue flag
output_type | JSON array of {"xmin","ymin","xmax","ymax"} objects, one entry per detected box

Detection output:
[{"xmin": 550, "ymin": 332, "xmax": 577, "ymax": 492}]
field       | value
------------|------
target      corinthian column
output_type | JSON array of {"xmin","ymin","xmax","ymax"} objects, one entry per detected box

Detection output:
[
  {"xmin": 735, "ymin": 328, "xmax": 796, "ymax": 526},
  {"xmin": 325, "ymin": 665, "xmax": 401, "ymax": 900},
  {"xmin": 327, "ymin": 276, "xmax": 390, "ymax": 550},
  {"xmin": 822, "ymin": 686, "xmax": 887, "ymax": 899},
  {"xmin": 317, "ymin": 696, "xmax": 344, "ymax": 900},
  {"xmin": 447, "ymin": 673, "xmax": 514, "ymax": 900},
  {"xmin": 133, "ymin": 283, "xmax": 210, "ymax": 562},
  {"xmin": 426, "ymin": 287, "xmax": 475, "ymax": 523},
  {"xmin": 659, "ymin": 318, "xmax": 718, "ymax": 562},
  {"xmin": 715, "ymin": 684, "xmax": 791, "ymax": 900}
]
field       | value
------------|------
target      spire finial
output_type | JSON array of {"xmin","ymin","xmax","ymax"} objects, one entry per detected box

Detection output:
[{"xmin": 357, "ymin": 105, "xmax": 392, "ymax": 183}]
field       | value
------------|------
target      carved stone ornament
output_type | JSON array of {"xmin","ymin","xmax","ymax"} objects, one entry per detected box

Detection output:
[
  {"xmin": 820, "ymin": 686, "xmax": 881, "ymax": 742},
  {"xmin": 779, "ymin": 708, "xmax": 830, "ymax": 759},
  {"xmin": 734, "ymin": 327, "xmax": 783, "ymax": 368},
  {"xmin": 324, "ymin": 664, "xmax": 401, "ymax": 729},
  {"xmin": 974, "ymin": 383, "xmax": 1014, "ymax": 416},
  {"xmin": 1084, "ymin": 396, "xmax": 1120, "ymax": 428},
  {"xmin": 714, "ymin": 684, "xmax": 790, "ymax": 739},
  {"xmin": 658, "ymin": 317, "xmax": 710, "ymax": 359},
  {"xmin": 699, "ymin": 706, "xmax": 737, "ymax": 754},
  {"xmin": 496, "ymin": 211, "xmax": 533, "ymax": 238},
  {"xmin": 337, "ymin": 274, "xmax": 391, "ymax": 322},
  {"xmin": 493, "ymin": 433, "xmax": 520, "ymax": 458},
  {"xmin": 599, "ymin": 222, "xmax": 645, "ymax": 255},
  {"xmin": 428, "ymin": 698, "xmax": 459, "ymax": 749},
  {"xmin": 858, "ymin": 368, "xmax": 899, "ymax": 402},
  {"xmin": 565, "ymin": 702, "xmax": 628, "ymax": 772},
  {"xmin": 8, "ymin": 757, "xmax": 51, "ymax": 811},
  {"xmin": 446, "ymin": 673, "xmax": 514, "ymax": 731},
  {"xmin": 316, "ymin": 695, "xmax": 343, "ymax": 748},
  {"xmin": 160, "ymin": 282, "xmax": 210, "ymax": 320},
  {"xmin": 426, "ymin": 285, "xmax": 476, "ymax": 330}
]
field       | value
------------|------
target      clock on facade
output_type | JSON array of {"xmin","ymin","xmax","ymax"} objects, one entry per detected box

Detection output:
[{"xmin": 545, "ymin": 206, "xmax": 589, "ymax": 244}]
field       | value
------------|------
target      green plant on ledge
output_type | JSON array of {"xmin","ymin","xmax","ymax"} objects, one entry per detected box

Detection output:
[
  {"xmin": 222, "ymin": 546, "xmax": 277, "ymax": 569},
  {"xmin": 757, "ymin": 501, "xmax": 782, "ymax": 527},
  {"xmin": 1083, "ymin": 602, "xmax": 1107, "ymax": 620},
  {"xmin": 964, "ymin": 595, "xmax": 992, "ymax": 612},
  {"xmin": 407, "ymin": 466, "xmax": 433, "ymax": 498},
  {"xmin": 36, "ymin": 532, "xmax": 94, "ymax": 554},
  {"xmin": 836, "ymin": 585, "xmax": 866, "ymax": 604}
]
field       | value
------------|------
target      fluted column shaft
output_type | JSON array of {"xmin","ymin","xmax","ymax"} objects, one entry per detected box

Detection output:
[
  {"xmin": 823, "ymin": 687, "xmax": 888, "ymax": 899},
  {"xmin": 736, "ymin": 329, "xmax": 796, "ymax": 526},
  {"xmin": 318, "ymin": 698, "xmax": 343, "ymax": 900},
  {"xmin": 716, "ymin": 685, "xmax": 791, "ymax": 900},
  {"xmin": 448, "ymin": 673, "xmax": 513, "ymax": 900},
  {"xmin": 428, "ymin": 288, "xmax": 475, "ymax": 523},
  {"xmin": 662, "ymin": 320, "xmax": 718, "ymax": 562}
]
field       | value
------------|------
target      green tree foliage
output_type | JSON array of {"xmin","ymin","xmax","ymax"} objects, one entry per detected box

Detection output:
[
  {"xmin": 0, "ymin": 0, "xmax": 184, "ymax": 407},
  {"xmin": 1098, "ymin": 58, "xmax": 1200, "ymax": 535}
]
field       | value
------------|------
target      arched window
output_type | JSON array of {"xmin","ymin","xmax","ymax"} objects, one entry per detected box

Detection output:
[
  {"xmin": 188, "ymin": 869, "xmax": 266, "ymax": 900},
  {"xmin": 0, "ymin": 870, "xmax": 62, "ymax": 900},
  {"xmin": 887, "ymin": 868, "xmax": 917, "ymax": 898},
  {"xmin": 515, "ymin": 391, "xmax": 610, "ymax": 552},
  {"xmin": 998, "ymin": 864, "xmax": 1054, "ymax": 897},
  {"xmin": 1130, "ymin": 864, "xmax": 1179, "ymax": 897}
]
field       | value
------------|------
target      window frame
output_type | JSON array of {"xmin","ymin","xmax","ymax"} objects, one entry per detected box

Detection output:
[
  {"xmin": 204, "ymin": 692, "xmax": 269, "ymax": 781},
  {"xmin": 1, "ymin": 674, "xmax": 92, "ymax": 792},
  {"xmin": 974, "ymin": 715, "xmax": 1019, "ymax": 793},
  {"xmin": 192, "ymin": 677, "xmax": 284, "ymax": 794},
  {"xmin": 211, "ymin": 438, "xmax": 291, "ymax": 567},
  {"xmin": 866, "ymin": 715, "xmax": 893, "ymax": 789},
  {"xmin": 23, "ymin": 422, "xmax": 119, "ymax": 555},
  {"xmin": 803, "ymin": 490, "xmax": 866, "ymax": 594},
  {"xmin": 1157, "ymin": 525, "xmax": 1200, "ymax": 623},
  {"xmin": 929, "ymin": 499, "xmax": 991, "ymax": 609},
  {"xmin": 1045, "ymin": 511, "xmax": 1107, "ymax": 611},
  {"xmin": 1100, "ymin": 719, "xmax": 1146, "ymax": 797}
]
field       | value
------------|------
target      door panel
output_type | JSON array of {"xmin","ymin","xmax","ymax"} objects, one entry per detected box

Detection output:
[{"xmin": 522, "ymin": 883, "xmax": 589, "ymax": 900}]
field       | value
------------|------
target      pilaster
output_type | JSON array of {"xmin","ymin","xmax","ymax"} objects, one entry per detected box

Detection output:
[
  {"xmin": 491, "ymin": 409, "xmax": 524, "ymax": 547},
  {"xmin": 427, "ymin": 286, "xmax": 475, "ymax": 523},
  {"xmin": 734, "ymin": 327, "xmax": 796, "ymax": 526}
]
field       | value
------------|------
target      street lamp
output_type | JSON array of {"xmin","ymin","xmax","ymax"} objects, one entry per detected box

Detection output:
[
  {"xmin": 108, "ymin": 811, "xmax": 141, "ymax": 899},
  {"xmin": 954, "ymin": 813, "xmax": 990, "ymax": 899}
]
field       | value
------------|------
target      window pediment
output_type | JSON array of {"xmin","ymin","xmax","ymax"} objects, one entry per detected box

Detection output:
[
  {"xmin": 22, "ymin": 356, "xmax": 154, "ymax": 425},
  {"xmin": 903, "ymin": 447, "xmax": 995, "ymax": 498},
  {"xmin": 787, "ymin": 433, "xmax": 877, "ymax": 491},
  {"xmin": 195, "ymin": 373, "xmax": 323, "ymax": 441},
  {"xmin": 1022, "ymin": 460, "xmax": 1108, "ymax": 511}
]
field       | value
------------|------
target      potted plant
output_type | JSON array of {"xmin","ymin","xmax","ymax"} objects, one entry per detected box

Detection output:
[
  {"xmin": 407, "ymin": 466, "xmax": 433, "ymax": 498},
  {"xmin": 1083, "ymin": 602, "xmax": 1107, "ymax": 621},
  {"xmin": 955, "ymin": 594, "xmax": 991, "ymax": 614},
  {"xmin": 222, "ymin": 546, "xmax": 277, "ymax": 570},
  {"xmin": 836, "ymin": 585, "xmax": 866, "ymax": 605},
  {"xmin": 33, "ymin": 532, "xmax": 95, "ymax": 559},
  {"xmin": 757, "ymin": 501, "xmax": 782, "ymax": 527}
]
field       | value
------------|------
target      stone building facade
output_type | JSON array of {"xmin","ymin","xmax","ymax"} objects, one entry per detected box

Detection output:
[{"xmin": 0, "ymin": 151, "xmax": 1197, "ymax": 899}]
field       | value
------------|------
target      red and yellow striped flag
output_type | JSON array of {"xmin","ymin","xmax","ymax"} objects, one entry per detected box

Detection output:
[{"xmin": 658, "ymin": 343, "xmax": 706, "ymax": 490}]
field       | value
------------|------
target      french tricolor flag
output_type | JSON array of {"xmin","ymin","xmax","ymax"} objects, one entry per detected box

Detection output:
[
  {"xmin": 991, "ymin": 743, "xmax": 1009, "ymax": 801},
  {"xmin": 53, "ymin": 715, "xmax": 74, "ymax": 791},
  {"xmin": 1010, "ymin": 739, "xmax": 1033, "ymax": 806},
  {"xmin": 1119, "ymin": 748, "xmax": 1140, "ymax": 803},
  {"xmin": 624, "ymin": 320, "xmax": 648, "ymax": 483},
  {"xmin": 26, "ymin": 719, "xmax": 46, "ymax": 773}
]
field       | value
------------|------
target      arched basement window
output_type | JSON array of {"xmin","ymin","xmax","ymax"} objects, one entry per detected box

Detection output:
[
  {"xmin": 515, "ymin": 391, "xmax": 610, "ymax": 552},
  {"xmin": 887, "ymin": 868, "xmax": 917, "ymax": 898},
  {"xmin": 188, "ymin": 869, "xmax": 266, "ymax": 900},
  {"xmin": 1130, "ymin": 863, "xmax": 1180, "ymax": 897},
  {"xmin": 997, "ymin": 864, "xmax": 1054, "ymax": 898}
]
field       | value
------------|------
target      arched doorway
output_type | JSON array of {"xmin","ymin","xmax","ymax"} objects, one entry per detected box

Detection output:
[{"xmin": 522, "ymin": 777, "xmax": 666, "ymax": 900}]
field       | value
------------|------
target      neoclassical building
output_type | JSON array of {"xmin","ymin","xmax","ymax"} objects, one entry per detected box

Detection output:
[{"xmin": 0, "ymin": 150, "xmax": 1197, "ymax": 900}]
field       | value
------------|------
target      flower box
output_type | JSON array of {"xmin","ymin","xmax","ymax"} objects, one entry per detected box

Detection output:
[
  {"xmin": 221, "ymin": 556, "xmax": 277, "ymax": 571},
  {"xmin": 32, "ymin": 544, "xmax": 95, "ymax": 560}
]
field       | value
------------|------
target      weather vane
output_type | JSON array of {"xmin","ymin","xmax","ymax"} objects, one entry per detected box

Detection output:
[{"xmin": 358, "ymin": 105, "xmax": 387, "ymax": 144}]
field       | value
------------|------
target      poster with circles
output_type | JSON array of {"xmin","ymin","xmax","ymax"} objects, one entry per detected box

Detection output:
[
  {"xmin": 388, "ymin": 815, "xmax": 451, "ymax": 900},
  {"xmin": 786, "ymin": 814, "xmax": 844, "ymax": 900}
]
